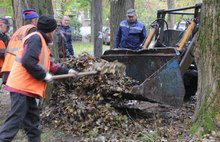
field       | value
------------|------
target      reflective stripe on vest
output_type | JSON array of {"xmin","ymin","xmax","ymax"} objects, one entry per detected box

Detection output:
[
  {"xmin": 120, "ymin": 24, "xmax": 129, "ymax": 29},
  {"xmin": 5, "ymin": 25, "xmax": 35, "ymax": 54},
  {"xmin": 6, "ymin": 47, "xmax": 20, "ymax": 53},
  {"xmin": 15, "ymin": 49, "xmax": 47, "ymax": 72},
  {"xmin": 0, "ymin": 48, "xmax": 6, "ymax": 53},
  {"xmin": 1, "ymin": 25, "xmax": 36, "ymax": 73},
  {"xmin": 120, "ymin": 23, "xmax": 143, "ymax": 31}
]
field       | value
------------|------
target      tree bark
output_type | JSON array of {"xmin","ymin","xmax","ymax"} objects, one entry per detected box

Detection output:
[
  {"xmin": 12, "ymin": 0, "xmax": 53, "ymax": 30},
  {"xmin": 194, "ymin": 1, "xmax": 220, "ymax": 134},
  {"xmin": 110, "ymin": 0, "xmax": 134, "ymax": 48},
  {"xmin": 167, "ymin": 0, "xmax": 175, "ymax": 29},
  {"xmin": 92, "ymin": 0, "xmax": 102, "ymax": 57},
  {"xmin": 12, "ymin": 0, "xmax": 24, "ymax": 29}
]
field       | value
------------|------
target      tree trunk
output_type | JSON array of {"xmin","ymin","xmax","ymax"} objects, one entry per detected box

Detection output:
[
  {"xmin": 167, "ymin": 0, "xmax": 175, "ymax": 29},
  {"xmin": 11, "ymin": 0, "xmax": 23, "ymax": 29},
  {"xmin": 12, "ymin": 0, "xmax": 53, "ymax": 30},
  {"xmin": 110, "ymin": 0, "xmax": 134, "ymax": 48},
  {"xmin": 92, "ymin": 0, "xmax": 102, "ymax": 57},
  {"xmin": 193, "ymin": 1, "xmax": 220, "ymax": 134}
]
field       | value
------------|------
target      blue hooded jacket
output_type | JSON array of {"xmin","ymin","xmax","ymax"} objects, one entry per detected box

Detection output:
[
  {"xmin": 114, "ymin": 20, "xmax": 147, "ymax": 50},
  {"xmin": 56, "ymin": 25, "xmax": 74, "ymax": 58}
]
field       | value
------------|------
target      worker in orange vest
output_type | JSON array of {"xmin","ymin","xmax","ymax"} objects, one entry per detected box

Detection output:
[
  {"xmin": 0, "ymin": 18, "xmax": 10, "ymax": 77},
  {"xmin": 1, "ymin": 9, "xmax": 39, "ymax": 84},
  {"xmin": 0, "ymin": 15, "xmax": 78, "ymax": 142}
]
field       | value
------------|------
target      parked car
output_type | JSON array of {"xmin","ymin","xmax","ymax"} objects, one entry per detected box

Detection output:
[
  {"xmin": 174, "ymin": 21, "xmax": 187, "ymax": 31},
  {"xmin": 72, "ymin": 32, "xmax": 82, "ymax": 41},
  {"xmin": 80, "ymin": 26, "xmax": 91, "ymax": 42},
  {"xmin": 102, "ymin": 27, "xmax": 110, "ymax": 45}
]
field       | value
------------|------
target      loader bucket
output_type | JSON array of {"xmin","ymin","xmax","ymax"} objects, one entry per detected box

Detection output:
[{"xmin": 101, "ymin": 48, "xmax": 185, "ymax": 107}]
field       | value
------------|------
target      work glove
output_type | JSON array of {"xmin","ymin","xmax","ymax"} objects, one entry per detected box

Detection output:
[
  {"xmin": 68, "ymin": 69, "xmax": 79, "ymax": 78},
  {"xmin": 68, "ymin": 69, "xmax": 78, "ymax": 74},
  {"xmin": 44, "ymin": 72, "xmax": 53, "ymax": 82}
]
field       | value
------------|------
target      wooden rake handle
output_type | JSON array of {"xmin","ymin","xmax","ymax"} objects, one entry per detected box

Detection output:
[{"xmin": 52, "ymin": 71, "xmax": 98, "ymax": 80}]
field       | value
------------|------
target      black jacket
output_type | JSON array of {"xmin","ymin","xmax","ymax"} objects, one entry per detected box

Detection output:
[{"xmin": 21, "ymin": 31, "xmax": 69, "ymax": 80}]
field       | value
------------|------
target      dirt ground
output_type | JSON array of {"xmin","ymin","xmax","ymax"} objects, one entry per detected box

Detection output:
[
  {"xmin": 1, "ymin": 90, "xmax": 220, "ymax": 142},
  {"xmin": 0, "ymin": 90, "xmax": 10, "ymax": 122}
]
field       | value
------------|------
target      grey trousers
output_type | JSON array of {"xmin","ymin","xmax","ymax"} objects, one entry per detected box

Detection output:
[{"xmin": 0, "ymin": 92, "xmax": 41, "ymax": 142}]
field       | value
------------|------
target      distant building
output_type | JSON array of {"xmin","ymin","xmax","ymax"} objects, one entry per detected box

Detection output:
[
  {"xmin": 77, "ymin": 9, "xmax": 91, "ymax": 42},
  {"xmin": 78, "ymin": 9, "xmax": 91, "ymax": 27}
]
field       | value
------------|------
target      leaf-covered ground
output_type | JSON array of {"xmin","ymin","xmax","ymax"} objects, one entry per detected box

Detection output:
[
  {"xmin": 1, "ymin": 53, "xmax": 220, "ymax": 141},
  {"xmin": 40, "ymin": 53, "xmax": 220, "ymax": 141}
]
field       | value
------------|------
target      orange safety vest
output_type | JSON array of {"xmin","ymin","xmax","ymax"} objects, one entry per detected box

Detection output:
[
  {"xmin": 0, "ymin": 40, "xmax": 6, "ymax": 68},
  {"xmin": 1, "ymin": 24, "xmax": 35, "ymax": 73},
  {"xmin": 6, "ymin": 32, "xmax": 50, "ymax": 98}
]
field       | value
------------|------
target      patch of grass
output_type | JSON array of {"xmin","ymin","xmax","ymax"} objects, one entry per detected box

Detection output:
[
  {"xmin": 74, "ymin": 42, "xmax": 110, "ymax": 56},
  {"xmin": 138, "ymin": 131, "xmax": 159, "ymax": 142},
  {"xmin": 114, "ymin": 115, "xmax": 128, "ymax": 121},
  {"xmin": 86, "ymin": 129, "xmax": 98, "ymax": 137},
  {"xmin": 13, "ymin": 128, "xmax": 67, "ymax": 142},
  {"xmin": 190, "ymin": 121, "xmax": 200, "ymax": 135},
  {"xmin": 41, "ymin": 128, "xmax": 66, "ymax": 142}
]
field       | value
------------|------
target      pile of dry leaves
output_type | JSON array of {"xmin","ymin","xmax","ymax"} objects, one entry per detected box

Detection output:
[{"xmin": 41, "ymin": 52, "xmax": 197, "ymax": 141}]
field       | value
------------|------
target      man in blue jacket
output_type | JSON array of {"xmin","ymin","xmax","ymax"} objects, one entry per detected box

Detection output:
[
  {"xmin": 56, "ymin": 15, "xmax": 74, "ymax": 58},
  {"xmin": 114, "ymin": 9, "xmax": 147, "ymax": 50}
]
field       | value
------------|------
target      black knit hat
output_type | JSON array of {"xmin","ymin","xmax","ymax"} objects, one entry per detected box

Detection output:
[{"xmin": 37, "ymin": 15, "xmax": 57, "ymax": 33}]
